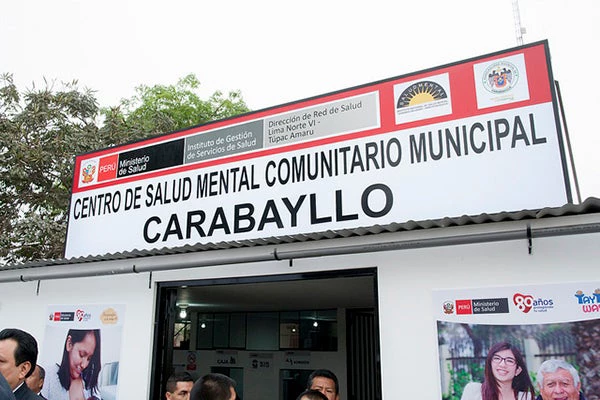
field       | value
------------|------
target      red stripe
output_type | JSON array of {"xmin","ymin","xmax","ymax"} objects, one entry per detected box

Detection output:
[{"xmin": 73, "ymin": 43, "xmax": 552, "ymax": 193}]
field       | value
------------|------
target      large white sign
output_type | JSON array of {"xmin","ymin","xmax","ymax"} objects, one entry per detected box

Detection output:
[{"xmin": 66, "ymin": 41, "xmax": 570, "ymax": 258}]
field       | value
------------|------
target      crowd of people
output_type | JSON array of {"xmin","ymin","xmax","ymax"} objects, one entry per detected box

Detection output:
[
  {"xmin": 162, "ymin": 368, "xmax": 340, "ymax": 400},
  {"xmin": 0, "ymin": 326, "xmax": 342, "ymax": 400},
  {"xmin": 0, "ymin": 328, "xmax": 590, "ymax": 400}
]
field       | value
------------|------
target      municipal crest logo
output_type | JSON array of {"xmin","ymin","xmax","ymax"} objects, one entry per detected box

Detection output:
[{"xmin": 483, "ymin": 60, "xmax": 519, "ymax": 94}]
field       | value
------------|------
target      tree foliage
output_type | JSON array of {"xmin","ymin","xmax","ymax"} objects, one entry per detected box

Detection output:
[
  {"xmin": 0, "ymin": 73, "xmax": 249, "ymax": 264},
  {"xmin": 101, "ymin": 74, "xmax": 249, "ymax": 139}
]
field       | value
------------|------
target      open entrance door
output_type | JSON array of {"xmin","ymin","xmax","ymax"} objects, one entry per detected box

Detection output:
[{"xmin": 150, "ymin": 268, "xmax": 381, "ymax": 400}]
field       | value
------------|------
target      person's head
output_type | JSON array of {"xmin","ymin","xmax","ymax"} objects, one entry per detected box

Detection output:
[
  {"xmin": 296, "ymin": 389, "xmax": 329, "ymax": 400},
  {"xmin": 58, "ymin": 329, "xmax": 101, "ymax": 394},
  {"xmin": 165, "ymin": 371, "xmax": 194, "ymax": 400},
  {"xmin": 190, "ymin": 373, "xmax": 236, "ymax": 400},
  {"xmin": 0, "ymin": 328, "xmax": 39, "ymax": 390},
  {"xmin": 25, "ymin": 364, "xmax": 45, "ymax": 394},
  {"xmin": 536, "ymin": 359, "xmax": 581, "ymax": 400},
  {"xmin": 481, "ymin": 342, "xmax": 535, "ymax": 400},
  {"xmin": 307, "ymin": 369, "xmax": 339, "ymax": 400}
]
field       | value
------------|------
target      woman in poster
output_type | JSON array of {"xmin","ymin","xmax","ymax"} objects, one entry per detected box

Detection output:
[
  {"xmin": 461, "ymin": 341, "xmax": 536, "ymax": 400},
  {"xmin": 42, "ymin": 329, "xmax": 102, "ymax": 400}
]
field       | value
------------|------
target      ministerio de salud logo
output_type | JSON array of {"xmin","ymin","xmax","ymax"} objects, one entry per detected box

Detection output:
[{"xmin": 441, "ymin": 298, "xmax": 509, "ymax": 315}]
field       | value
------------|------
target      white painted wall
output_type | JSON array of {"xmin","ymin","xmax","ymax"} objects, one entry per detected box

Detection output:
[
  {"xmin": 0, "ymin": 273, "xmax": 155, "ymax": 398},
  {"xmin": 1, "ymin": 213, "xmax": 599, "ymax": 399}
]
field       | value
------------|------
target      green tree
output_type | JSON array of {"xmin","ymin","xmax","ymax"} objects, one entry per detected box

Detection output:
[
  {"xmin": 0, "ymin": 73, "xmax": 249, "ymax": 264},
  {"xmin": 101, "ymin": 73, "xmax": 249, "ymax": 139},
  {"xmin": 0, "ymin": 74, "xmax": 105, "ymax": 262}
]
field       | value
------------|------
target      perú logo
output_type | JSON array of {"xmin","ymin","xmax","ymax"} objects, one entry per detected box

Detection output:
[{"xmin": 513, "ymin": 293, "xmax": 534, "ymax": 313}]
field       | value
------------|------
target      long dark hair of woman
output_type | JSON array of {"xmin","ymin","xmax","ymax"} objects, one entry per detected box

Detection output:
[
  {"xmin": 481, "ymin": 341, "xmax": 535, "ymax": 400},
  {"xmin": 57, "ymin": 329, "xmax": 102, "ymax": 395}
]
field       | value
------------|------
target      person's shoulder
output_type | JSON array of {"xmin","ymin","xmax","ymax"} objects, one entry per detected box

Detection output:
[
  {"xmin": 0, "ymin": 387, "xmax": 16, "ymax": 400},
  {"xmin": 518, "ymin": 391, "xmax": 533, "ymax": 400},
  {"xmin": 14, "ymin": 384, "xmax": 43, "ymax": 400},
  {"xmin": 0, "ymin": 375, "xmax": 16, "ymax": 400},
  {"xmin": 461, "ymin": 382, "xmax": 482, "ymax": 400},
  {"xmin": 41, "ymin": 364, "xmax": 64, "ymax": 398}
]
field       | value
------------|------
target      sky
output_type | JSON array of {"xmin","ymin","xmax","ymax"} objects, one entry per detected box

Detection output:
[{"xmin": 2, "ymin": 0, "xmax": 598, "ymax": 200}]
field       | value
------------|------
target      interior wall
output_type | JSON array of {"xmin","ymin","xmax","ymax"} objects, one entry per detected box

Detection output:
[
  {"xmin": 170, "ymin": 307, "xmax": 347, "ymax": 400},
  {"xmin": 0, "ymin": 219, "xmax": 599, "ymax": 399}
]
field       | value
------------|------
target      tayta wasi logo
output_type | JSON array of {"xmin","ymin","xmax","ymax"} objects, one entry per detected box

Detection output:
[{"xmin": 574, "ymin": 289, "xmax": 600, "ymax": 313}]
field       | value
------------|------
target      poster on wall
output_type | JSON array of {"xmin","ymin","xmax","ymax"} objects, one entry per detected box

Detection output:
[
  {"xmin": 65, "ymin": 40, "xmax": 572, "ymax": 258},
  {"xmin": 433, "ymin": 282, "xmax": 599, "ymax": 400},
  {"xmin": 38, "ymin": 304, "xmax": 125, "ymax": 400}
]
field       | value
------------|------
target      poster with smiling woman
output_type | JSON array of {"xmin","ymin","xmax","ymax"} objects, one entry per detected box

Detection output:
[
  {"xmin": 433, "ymin": 282, "xmax": 599, "ymax": 400},
  {"xmin": 38, "ymin": 304, "xmax": 125, "ymax": 400}
]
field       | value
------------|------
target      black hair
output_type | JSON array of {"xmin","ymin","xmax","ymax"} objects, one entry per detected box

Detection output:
[
  {"xmin": 307, "ymin": 369, "xmax": 339, "ymax": 395},
  {"xmin": 296, "ymin": 389, "xmax": 329, "ymax": 400},
  {"xmin": 0, "ymin": 328, "xmax": 38, "ymax": 379},
  {"xmin": 166, "ymin": 371, "xmax": 194, "ymax": 393},
  {"xmin": 191, "ymin": 373, "xmax": 236, "ymax": 400},
  {"xmin": 57, "ymin": 329, "xmax": 101, "ymax": 395},
  {"xmin": 481, "ymin": 341, "xmax": 535, "ymax": 400},
  {"xmin": 36, "ymin": 364, "xmax": 46, "ymax": 380}
]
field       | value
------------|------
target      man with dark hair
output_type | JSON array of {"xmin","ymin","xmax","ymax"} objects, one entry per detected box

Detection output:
[
  {"xmin": 0, "ymin": 328, "xmax": 42, "ymax": 400},
  {"xmin": 190, "ymin": 373, "xmax": 236, "ymax": 400},
  {"xmin": 26, "ymin": 365, "xmax": 46, "ymax": 399},
  {"xmin": 165, "ymin": 371, "xmax": 194, "ymax": 400},
  {"xmin": 307, "ymin": 369, "xmax": 340, "ymax": 400}
]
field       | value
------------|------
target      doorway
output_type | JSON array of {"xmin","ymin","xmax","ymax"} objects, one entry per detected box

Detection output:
[{"xmin": 150, "ymin": 268, "xmax": 380, "ymax": 400}]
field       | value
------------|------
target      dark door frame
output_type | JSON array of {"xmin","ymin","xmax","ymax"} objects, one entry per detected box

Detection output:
[{"xmin": 149, "ymin": 267, "xmax": 381, "ymax": 400}]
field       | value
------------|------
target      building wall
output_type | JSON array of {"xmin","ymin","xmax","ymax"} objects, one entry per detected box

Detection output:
[{"xmin": 0, "ymin": 214, "xmax": 599, "ymax": 399}]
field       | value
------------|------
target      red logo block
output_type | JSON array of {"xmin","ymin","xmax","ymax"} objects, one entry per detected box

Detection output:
[
  {"xmin": 456, "ymin": 300, "xmax": 473, "ymax": 314},
  {"xmin": 98, "ymin": 154, "xmax": 119, "ymax": 182}
]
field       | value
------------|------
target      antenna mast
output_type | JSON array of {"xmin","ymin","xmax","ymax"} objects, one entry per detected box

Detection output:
[{"xmin": 512, "ymin": 0, "xmax": 525, "ymax": 45}]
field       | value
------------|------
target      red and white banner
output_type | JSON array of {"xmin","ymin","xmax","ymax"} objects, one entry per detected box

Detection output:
[{"xmin": 66, "ymin": 41, "xmax": 570, "ymax": 258}]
